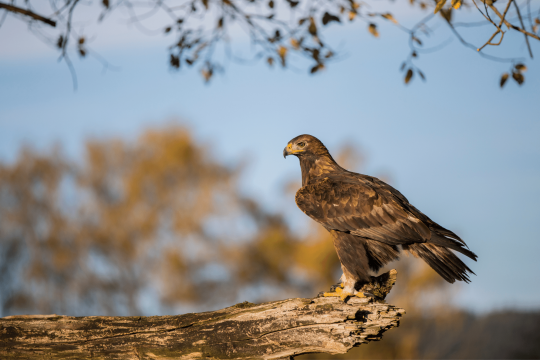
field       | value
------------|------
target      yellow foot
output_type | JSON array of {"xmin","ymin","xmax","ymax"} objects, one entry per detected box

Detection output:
[
  {"xmin": 323, "ymin": 287, "xmax": 343, "ymax": 297},
  {"xmin": 323, "ymin": 288, "xmax": 366, "ymax": 301},
  {"xmin": 323, "ymin": 287, "xmax": 354, "ymax": 301}
]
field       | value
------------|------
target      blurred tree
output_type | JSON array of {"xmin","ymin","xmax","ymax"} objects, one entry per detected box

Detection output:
[
  {"xmin": 0, "ymin": 0, "xmax": 538, "ymax": 88},
  {"xmin": 0, "ymin": 125, "xmax": 345, "ymax": 316}
]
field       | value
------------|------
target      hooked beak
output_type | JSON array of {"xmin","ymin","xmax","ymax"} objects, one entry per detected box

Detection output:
[
  {"xmin": 283, "ymin": 143, "xmax": 293, "ymax": 159},
  {"xmin": 283, "ymin": 142, "xmax": 304, "ymax": 158}
]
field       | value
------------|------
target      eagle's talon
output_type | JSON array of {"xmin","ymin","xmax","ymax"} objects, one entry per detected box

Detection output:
[{"xmin": 329, "ymin": 282, "xmax": 345, "ymax": 292}]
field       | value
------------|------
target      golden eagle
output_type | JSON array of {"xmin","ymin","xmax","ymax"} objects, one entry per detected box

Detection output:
[{"xmin": 283, "ymin": 134, "xmax": 477, "ymax": 300}]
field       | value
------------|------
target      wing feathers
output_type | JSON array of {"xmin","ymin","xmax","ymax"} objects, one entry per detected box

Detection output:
[{"xmin": 296, "ymin": 173, "xmax": 476, "ymax": 284}]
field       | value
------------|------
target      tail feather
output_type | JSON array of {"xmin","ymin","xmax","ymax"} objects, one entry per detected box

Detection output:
[
  {"xmin": 429, "ymin": 233, "xmax": 478, "ymax": 261},
  {"xmin": 429, "ymin": 224, "xmax": 468, "ymax": 247},
  {"xmin": 404, "ymin": 243, "xmax": 475, "ymax": 283},
  {"xmin": 364, "ymin": 239, "xmax": 400, "ymax": 272}
]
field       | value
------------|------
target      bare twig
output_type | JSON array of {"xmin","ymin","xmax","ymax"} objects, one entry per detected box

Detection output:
[
  {"xmin": 488, "ymin": 3, "xmax": 540, "ymax": 41},
  {"xmin": 477, "ymin": 0, "xmax": 513, "ymax": 52},
  {"xmin": 513, "ymin": 0, "xmax": 534, "ymax": 58}
]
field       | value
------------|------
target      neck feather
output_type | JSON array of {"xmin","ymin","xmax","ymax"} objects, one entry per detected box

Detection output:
[{"xmin": 299, "ymin": 154, "xmax": 342, "ymax": 186}]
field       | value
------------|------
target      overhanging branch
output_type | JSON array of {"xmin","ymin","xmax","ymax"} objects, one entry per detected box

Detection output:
[{"xmin": 0, "ymin": 3, "xmax": 56, "ymax": 27}]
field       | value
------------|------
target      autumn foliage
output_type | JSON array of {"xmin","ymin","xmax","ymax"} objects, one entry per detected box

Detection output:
[{"xmin": 0, "ymin": 126, "xmax": 341, "ymax": 316}]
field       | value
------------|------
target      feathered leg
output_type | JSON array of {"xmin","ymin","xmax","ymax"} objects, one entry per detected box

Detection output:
[{"xmin": 325, "ymin": 231, "xmax": 372, "ymax": 301}]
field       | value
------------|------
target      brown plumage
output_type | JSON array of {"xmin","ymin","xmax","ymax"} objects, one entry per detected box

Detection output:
[{"xmin": 283, "ymin": 134, "xmax": 477, "ymax": 298}]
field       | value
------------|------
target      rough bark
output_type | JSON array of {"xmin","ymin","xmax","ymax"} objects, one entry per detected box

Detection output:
[{"xmin": 0, "ymin": 270, "xmax": 403, "ymax": 359}]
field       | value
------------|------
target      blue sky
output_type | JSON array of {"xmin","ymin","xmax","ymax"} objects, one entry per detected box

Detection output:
[{"xmin": 1, "ymin": 3, "xmax": 539, "ymax": 313}]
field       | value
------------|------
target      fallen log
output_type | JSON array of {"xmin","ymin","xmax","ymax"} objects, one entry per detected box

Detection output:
[{"xmin": 0, "ymin": 270, "xmax": 404, "ymax": 359}]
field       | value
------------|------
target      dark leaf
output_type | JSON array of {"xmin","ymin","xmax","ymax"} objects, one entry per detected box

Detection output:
[
  {"xmin": 512, "ymin": 72, "xmax": 524, "ymax": 85},
  {"xmin": 268, "ymin": 0, "xmax": 274, "ymax": 8},
  {"xmin": 186, "ymin": 58, "xmax": 194, "ymax": 65},
  {"xmin": 202, "ymin": 0, "xmax": 209, "ymax": 9},
  {"xmin": 308, "ymin": 17, "xmax": 317, "ymax": 35},
  {"xmin": 286, "ymin": 0, "xmax": 299, "ymax": 7},
  {"xmin": 102, "ymin": 0, "xmax": 110, "ymax": 9},
  {"xmin": 78, "ymin": 37, "xmax": 85, "ymax": 45},
  {"xmin": 404, "ymin": 69, "xmax": 413, "ymax": 84},
  {"xmin": 412, "ymin": 51, "xmax": 417, "ymax": 57},
  {"xmin": 310, "ymin": 64, "xmax": 322, "ymax": 74},
  {"xmin": 298, "ymin": 18, "xmax": 307, "ymax": 25},
  {"xmin": 312, "ymin": 48, "xmax": 320, "ymax": 61},
  {"xmin": 56, "ymin": 35, "xmax": 64, "ymax": 49},
  {"xmin": 322, "ymin": 12, "xmax": 341, "ymax": 26},
  {"xmin": 170, "ymin": 54, "xmax": 180, "ymax": 69},
  {"xmin": 500, "ymin": 73, "xmax": 509, "ymax": 87},
  {"xmin": 164, "ymin": 26, "xmax": 172, "ymax": 34},
  {"xmin": 78, "ymin": 48, "xmax": 86, "ymax": 57},
  {"xmin": 412, "ymin": 36, "xmax": 422, "ymax": 45},
  {"xmin": 440, "ymin": 8, "xmax": 452, "ymax": 22},
  {"xmin": 267, "ymin": 57, "xmax": 274, "ymax": 67},
  {"xmin": 218, "ymin": 17, "xmax": 224, "ymax": 28}
]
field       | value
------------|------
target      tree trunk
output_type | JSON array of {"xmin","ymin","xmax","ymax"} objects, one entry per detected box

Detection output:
[{"xmin": 0, "ymin": 270, "xmax": 404, "ymax": 359}]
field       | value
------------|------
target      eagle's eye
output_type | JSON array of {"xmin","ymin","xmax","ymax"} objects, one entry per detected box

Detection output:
[{"xmin": 297, "ymin": 142, "xmax": 305, "ymax": 148}]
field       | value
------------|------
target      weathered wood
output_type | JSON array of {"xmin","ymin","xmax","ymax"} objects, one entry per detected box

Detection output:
[{"xmin": 0, "ymin": 270, "xmax": 404, "ymax": 359}]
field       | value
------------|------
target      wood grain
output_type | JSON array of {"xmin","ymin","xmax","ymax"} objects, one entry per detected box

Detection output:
[{"xmin": 0, "ymin": 270, "xmax": 403, "ymax": 359}]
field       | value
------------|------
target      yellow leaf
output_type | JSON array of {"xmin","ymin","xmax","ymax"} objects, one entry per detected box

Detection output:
[
  {"xmin": 349, "ymin": 11, "xmax": 357, "ymax": 21},
  {"xmin": 278, "ymin": 46, "xmax": 288, "ymax": 66},
  {"xmin": 368, "ymin": 23, "xmax": 379, "ymax": 37},
  {"xmin": 434, "ymin": 0, "xmax": 447, "ymax": 14},
  {"xmin": 451, "ymin": 0, "xmax": 461, "ymax": 9},
  {"xmin": 290, "ymin": 38, "xmax": 300, "ymax": 49},
  {"xmin": 381, "ymin": 13, "xmax": 398, "ymax": 24}
]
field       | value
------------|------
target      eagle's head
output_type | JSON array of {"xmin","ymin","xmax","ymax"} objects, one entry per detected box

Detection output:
[{"xmin": 283, "ymin": 134, "xmax": 330, "ymax": 159}]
